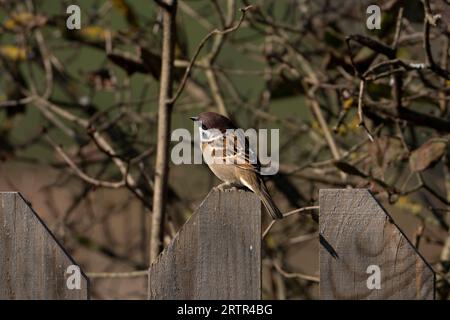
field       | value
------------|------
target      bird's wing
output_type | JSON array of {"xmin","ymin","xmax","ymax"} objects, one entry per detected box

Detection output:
[
  {"xmin": 201, "ymin": 128, "xmax": 261, "ymax": 173},
  {"xmin": 225, "ymin": 129, "xmax": 260, "ymax": 173}
]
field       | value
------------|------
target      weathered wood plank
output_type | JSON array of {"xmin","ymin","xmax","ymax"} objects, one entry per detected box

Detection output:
[
  {"xmin": 0, "ymin": 192, "xmax": 89, "ymax": 299},
  {"xmin": 319, "ymin": 189, "xmax": 435, "ymax": 300},
  {"xmin": 149, "ymin": 189, "xmax": 261, "ymax": 299}
]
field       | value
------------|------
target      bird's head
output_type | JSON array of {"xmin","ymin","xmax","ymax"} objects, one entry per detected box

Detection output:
[{"xmin": 190, "ymin": 112, "xmax": 236, "ymax": 133}]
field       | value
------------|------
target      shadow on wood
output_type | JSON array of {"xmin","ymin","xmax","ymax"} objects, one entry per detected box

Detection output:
[
  {"xmin": 148, "ymin": 189, "xmax": 261, "ymax": 299},
  {"xmin": 0, "ymin": 192, "xmax": 89, "ymax": 299},
  {"xmin": 319, "ymin": 189, "xmax": 435, "ymax": 300}
]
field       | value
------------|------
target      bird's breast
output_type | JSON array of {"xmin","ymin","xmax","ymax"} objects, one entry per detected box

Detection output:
[{"xmin": 201, "ymin": 141, "xmax": 240, "ymax": 184}]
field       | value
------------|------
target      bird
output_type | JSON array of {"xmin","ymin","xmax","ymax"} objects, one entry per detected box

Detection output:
[{"xmin": 190, "ymin": 112, "xmax": 283, "ymax": 220}]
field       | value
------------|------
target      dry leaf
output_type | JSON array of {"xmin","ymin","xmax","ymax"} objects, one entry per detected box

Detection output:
[
  {"xmin": 87, "ymin": 69, "xmax": 117, "ymax": 90},
  {"xmin": 409, "ymin": 139, "xmax": 448, "ymax": 172}
]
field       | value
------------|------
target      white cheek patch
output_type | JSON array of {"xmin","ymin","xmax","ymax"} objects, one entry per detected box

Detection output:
[{"xmin": 199, "ymin": 127, "xmax": 222, "ymax": 142}]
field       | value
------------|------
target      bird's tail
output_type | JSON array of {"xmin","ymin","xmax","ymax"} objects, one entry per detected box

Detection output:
[{"xmin": 256, "ymin": 180, "xmax": 283, "ymax": 220}]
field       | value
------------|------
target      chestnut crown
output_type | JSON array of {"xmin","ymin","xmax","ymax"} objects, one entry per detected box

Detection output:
[{"xmin": 190, "ymin": 112, "xmax": 237, "ymax": 133}]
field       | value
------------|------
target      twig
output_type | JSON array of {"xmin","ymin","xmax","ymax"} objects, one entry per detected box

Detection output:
[
  {"xmin": 34, "ymin": 29, "xmax": 53, "ymax": 99},
  {"xmin": 154, "ymin": 0, "xmax": 171, "ymax": 11},
  {"xmin": 150, "ymin": 0, "xmax": 177, "ymax": 270},
  {"xmin": 305, "ymin": 88, "xmax": 344, "ymax": 179},
  {"xmin": 421, "ymin": 0, "xmax": 450, "ymax": 80},
  {"xmin": 168, "ymin": 5, "xmax": 252, "ymax": 105},
  {"xmin": 205, "ymin": 66, "xmax": 228, "ymax": 116},
  {"xmin": 87, "ymin": 270, "xmax": 148, "ymax": 279},
  {"xmin": 357, "ymin": 80, "xmax": 374, "ymax": 142},
  {"xmin": 46, "ymin": 134, "xmax": 127, "ymax": 188},
  {"xmin": 178, "ymin": 1, "xmax": 213, "ymax": 30},
  {"xmin": 288, "ymin": 233, "xmax": 318, "ymax": 245},
  {"xmin": 413, "ymin": 222, "xmax": 425, "ymax": 249},
  {"xmin": 439, "ymin": 30, "xmax": 449, "ymax": 115},
  {"xmin": 263, "ymin": 206, "xmax": 319, "ymax": 238},
  {"xmin": 392, "ymin": 7, "xmax": 404, "ymax": 50},
  {"xmin": 273, "ymin": 261, "xmax": 319, "ymax": 283},
  {"xmin": 0, "ymin": 95, "xmax": 35, "ymax": 108}
]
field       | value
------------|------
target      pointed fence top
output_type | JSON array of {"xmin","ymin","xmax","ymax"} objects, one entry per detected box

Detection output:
[
  {"xmin": 0, "ymin": 192, "xmax": 89, "ymax": 299},
  {"xmin": 319, "ymin": 189, "xmax": 435, "ymax": 300},
  {"xmin": 149, "ymin": 189, "xmax": 261, "ymax": 300}
]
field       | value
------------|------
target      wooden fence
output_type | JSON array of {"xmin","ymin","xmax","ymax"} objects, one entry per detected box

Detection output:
[
  {"xmin": 319, "ymin": 189, "xmax": 435, "ymax": 300},
  {"xmin": 0, "ymin": 189, "xmax": 436, "ymax": 299},
  {"xmin": 148, "ymin": 189, "xmax": 261, "ymax": 299},
  {"xmin": 0, "ymin": 192, "xmax": 89, "ymax": 299}
]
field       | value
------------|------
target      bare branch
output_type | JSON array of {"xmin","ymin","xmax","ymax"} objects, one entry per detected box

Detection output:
[
  {"xmin": 168, "ymin": 5, "xmax": 253, "ymax": 105},
  {"xmin": 150, "ymin": 0, "xmax": 178, "ymax": 267}
]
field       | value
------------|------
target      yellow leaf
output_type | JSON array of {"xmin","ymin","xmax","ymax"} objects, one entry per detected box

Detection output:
[
  {"xmin": 396, "ymin": 47, "xmax": 410, "ymax": 60},
  {"xmin": 3, "ymin": 12, "xmax": 47, "ymax": 30},
  {"xmin": 348, "ymin": 115, "xmax": 360, "ymax": 129},
  {"xmin": 396, "ymin": 196, "xmax": 422, "ymax": 215},
  {"xmin": 349, "ymin": 152, "xmax": 358, "ymax": 160},
  {"xmin": 336, "ymin": 124, "xmax": 347, "ymax": 135},
  {"xmin": 343, "ymin": 98, "xmax": 353, "ymax": 110},
  {"xmin": 79, "ymin": 26, "xmax": 109, "ymax": 41},
  {"xmin": 111, "ymin": 0, "xmax": 139, "ymax": 28},
  {"xmin": 0, "ymin": 45, "xmax": 27, "ymax": 61}
]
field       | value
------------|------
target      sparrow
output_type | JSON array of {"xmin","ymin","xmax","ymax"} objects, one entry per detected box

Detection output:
[{"xmin": 190, "ymin": 112, "xmax": 283, "ymax": 220}]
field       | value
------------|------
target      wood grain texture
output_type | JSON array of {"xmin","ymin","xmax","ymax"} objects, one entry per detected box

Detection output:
[
  {"xmin": 0, "ymin": 192, "xmax": 89, "ymax": 299},
  {"xmin": 149, "ymin": 189, "xmax": 261, "ymax": 299},
  {"xmin": 319, "ymin": 189, "xmax": 435, "ymax": 300}
]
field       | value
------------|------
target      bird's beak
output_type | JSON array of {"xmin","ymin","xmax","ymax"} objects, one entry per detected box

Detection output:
[{"xmin": 189, "ymin": 116, "xmax": 199, "ymax": 121}]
